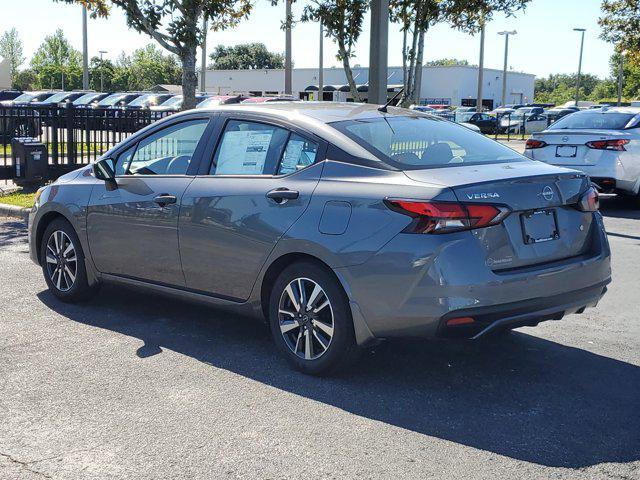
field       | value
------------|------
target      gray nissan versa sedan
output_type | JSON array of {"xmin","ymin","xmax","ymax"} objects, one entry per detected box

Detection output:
[{"xmin": 28, "ymin": 102, "xmax": 611, "ymax": 375}]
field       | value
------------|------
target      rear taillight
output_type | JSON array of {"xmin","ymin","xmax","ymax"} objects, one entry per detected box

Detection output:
[
  {"xmin": 585, "ymin": 139, "xmax": 629, "ymax": 151},
  {"xmin": 577, "ymin": 186, "xmax": 599, "ymax": 212},
  {"xmin": 385, "ymin": 199, "xmax": 510, "ymax": 234},
  {"xmin": 525, "ymin": 138, "xmax": 547, "ymax": 149}
]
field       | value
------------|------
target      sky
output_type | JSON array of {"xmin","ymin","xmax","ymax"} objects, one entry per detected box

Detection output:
[{"xmin": 2, "ymin": 0, "xmax": 615, "ymax": 79}]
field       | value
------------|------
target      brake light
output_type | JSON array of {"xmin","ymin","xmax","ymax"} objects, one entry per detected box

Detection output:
[
  {"xmin": 386, "ymin": 199, "xmax": 510, "ymax": 234},
  {"xmin": 577, "ymin": 186, "xmax": 599, "ymax": 212},
  {"xmin": 585, "ymin": 139, "xmax": 629, "ymax": 151},
  {"xmin": 525, "ymin": 139, "xmax": 547, "ymax": 149}
]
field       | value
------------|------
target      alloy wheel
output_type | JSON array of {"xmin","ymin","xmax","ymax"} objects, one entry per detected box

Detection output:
[
  {"xmin": 45, "ymin": 230, "xmax": 77, "ymax": 292},
  {"xmin": 278, "ymin": 277, "xmax": 334, "ymax": 360}
]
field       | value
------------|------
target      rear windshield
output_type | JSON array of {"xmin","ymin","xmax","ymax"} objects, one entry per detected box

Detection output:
[
  {"xmin": 549, "ymin": 112, "xmax": 637, "ymax": 130},
  {"xmin": 331, "ymin": 116, "xmax": 523, "ymax": 169}
]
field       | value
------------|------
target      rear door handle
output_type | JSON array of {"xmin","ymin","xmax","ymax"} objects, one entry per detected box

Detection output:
[
  {"xmin": 266, "ymin": 188, "xmax": 299, "ymax": 202},
  {"xmin": 153, "ymin": 194, "xmax": 177, "ymax": 206}
]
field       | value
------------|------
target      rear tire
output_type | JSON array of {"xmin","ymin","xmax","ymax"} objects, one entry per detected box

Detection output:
[
  {"xmin": 268, "ymin": 261, "xmax": 359, "ymax": 375},
  {"xmin": 40, "ymin": 218, "xmax": 98, "ymax": 303}
]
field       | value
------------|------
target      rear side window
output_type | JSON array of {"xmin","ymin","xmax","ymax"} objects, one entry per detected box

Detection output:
[
  {"xmin": 549, "ymin": 112, "xmax": 636, "ymax": 130},
  {"xmin": 332, "ymin": 116, "xmax": 522, "ymax": 169},
  {"xmin": 211, "ymin": 120, "xmax": 289, "ymax": 175},
  {"xmin": 278, "ymin": 134, "xmax": 319, "ymax": 175}
]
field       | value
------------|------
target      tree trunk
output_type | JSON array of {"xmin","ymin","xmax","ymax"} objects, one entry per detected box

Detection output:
[
  {"xmin": 181, "ymin": 47, "xmax": 198, "ymax": 110},
  {"xmin": 338, "ymin": 41, "xmax": 361, "ymax": 102},
  {"xmin": 412, "ymin": 27, "xmax": 426, "ymax": 105}
]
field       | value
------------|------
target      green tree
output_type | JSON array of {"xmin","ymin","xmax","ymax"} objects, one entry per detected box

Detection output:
[
  {"xmin": 534, "ymin": 73, "xmax": 602, "ymax": 105},
  {"xmin": 30, "ymin": 29, "xmax": 83, "ymax": 90},
  {"xmin": 426, "ymin": 58, "xmax": 473, "ymax": 67},
  {"xmin": 209, "ymin": 43, "xmax": 285, "ymax": 70},
  {"xmin": 128, "ymin": 44, "xmax": 182, "ymax": 89},
  {"xmin": 12, "ymin": 69, "xmax": 38, "ymax": 91},
  {"xmin": 391, "ymin": 0, "xmax": 531, "ymax": 106},
  {"xmin": 57, "ymin": 0, "xmax": 252, "ymax": 110},
  {"xmin": 0, "ymin": 28, "xmax": 25, "ymax": 85},
  {"xmin": 301, "ymin": 0, "xmax": 368, "ymax": 101},
  {"xmin": 599, "ymin": 0, "xmax": 640, "ymax": 63}
]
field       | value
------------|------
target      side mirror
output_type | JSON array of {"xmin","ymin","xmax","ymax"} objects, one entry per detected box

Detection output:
[{"xmin": 93, "ymin": 158, "xmax": 117, "ymax": 189}]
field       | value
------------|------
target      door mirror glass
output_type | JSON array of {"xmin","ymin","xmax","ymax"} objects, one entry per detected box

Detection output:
[{"xmin": 94, "ymin": 157, "xmax": 116, "ymax": 181}]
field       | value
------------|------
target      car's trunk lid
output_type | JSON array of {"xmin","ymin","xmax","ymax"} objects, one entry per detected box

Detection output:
[
  {"xmin": 403, "ymin": 162, "xmax": 595, "ymax": 271},
  {"xmin": 531, "ymin": 129, "xmax": 632, "ymax": 166}
]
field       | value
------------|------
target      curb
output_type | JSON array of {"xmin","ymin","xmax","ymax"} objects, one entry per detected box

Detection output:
[{"xmin": 0, "ymin": 203, "xmax": 30, "ymax": 222}]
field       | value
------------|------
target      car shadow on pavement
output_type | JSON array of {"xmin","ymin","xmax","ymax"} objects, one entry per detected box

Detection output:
[
  {"xmin": 0, "ymin": 218, "xmax": 29, "ymax": 249},
  {"xmin": 37, "ymin": 285, "xmax": 640, "ymax": 470},
  {"xmin": 599, "ymin": 195, "xmax": 640, "ymax": 221}
]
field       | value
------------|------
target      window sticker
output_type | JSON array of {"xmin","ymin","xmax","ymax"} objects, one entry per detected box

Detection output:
[{"xmin": 216, "ymin": 130, "xmax": 273, "ymax": 175}]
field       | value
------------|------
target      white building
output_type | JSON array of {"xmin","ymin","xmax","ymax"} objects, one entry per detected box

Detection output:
[
  {"xmin": 0, "ymin": 57, "xmax": 11, "ymax": 90},
  {"xmin": 201, "ymin": 65, "xmax": 535, "ymax": 109}
]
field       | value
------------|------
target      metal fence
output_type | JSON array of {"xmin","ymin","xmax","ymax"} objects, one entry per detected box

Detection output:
[{"xmin": 0, "ymin": 104, "xmax": 173, "ymax": 181}]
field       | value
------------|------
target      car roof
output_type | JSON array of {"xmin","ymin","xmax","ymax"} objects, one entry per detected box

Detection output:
[
  {"xmin": 173, "ymin": 102, "xmax": 428, "ymax": 162},
  {"xmin": 572, "ymin": 106, "xmax": 640, "ymax": 115}
]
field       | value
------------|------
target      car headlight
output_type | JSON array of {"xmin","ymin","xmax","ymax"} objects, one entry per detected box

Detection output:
[{"xmin": 33, "ymin": 188, "xmax": 44, "ymax": 208}]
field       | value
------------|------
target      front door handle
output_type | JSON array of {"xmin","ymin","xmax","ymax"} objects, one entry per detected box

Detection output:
[
  {"xmin": 153, "ymin": 194, "xmax": 177, "ymax": 207},
  {"xmin": 266, "ymin": 188, "xmax": 299, "ymax": 203}
]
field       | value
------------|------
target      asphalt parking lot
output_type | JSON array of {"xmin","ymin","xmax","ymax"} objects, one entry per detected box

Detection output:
[{"xmin": 0, "ymin": 196, "xmax": 638, "ymax": 480}]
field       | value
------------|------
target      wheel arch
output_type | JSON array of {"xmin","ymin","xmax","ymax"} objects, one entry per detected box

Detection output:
[
  {"xmin": 258, "ymin": 252, "xmax": 378, "ymax": 346},
  {"xmin": 34, "ymin": 211, "xmax": 70, "ymax": 265}
]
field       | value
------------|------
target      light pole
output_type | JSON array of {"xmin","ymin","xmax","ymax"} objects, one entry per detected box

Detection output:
[
  {"xmin": 99, "ymin": 50, "xmax": 107, "ymax": 92},
  {"xmin": 284, "ymin": 0, "xmax": 292, "ymax": 95},
  {"xmin": 476, "ymin": 21, "xmax": 485, "ymax": 112},
  {"xmin": 82, "ymin": 6, "xmax": 89, "ymax": 90},
  {"xmin": 617, "ymin": 50, "xmax": 626, "ymax": 107},
  {"xmin": 368, "ymin": 0, "xmax": 389, "ymax": 105},
  {"xmin": 573, "ymin": 28, "xmax": 586, "ymax": 106},
  {"xmin": 498, "ymin": 30, "xmax": 516, "ymax": 108},
  {"xmin": 318, "ymin": 20, "xmax": 323, "ymax": 102}
]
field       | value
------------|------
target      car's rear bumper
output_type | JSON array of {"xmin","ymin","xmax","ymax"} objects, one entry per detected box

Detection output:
[
  {"xmin": 438, "ymin": 281, "xmax": 608, "ymax": 339},
  {"xmin": 337, "ymin": 214, "xmax": 611, "ymax": 343},
  {"xmin": 525, "ymin": 150, "xmax": 638, "ymax": 195}
]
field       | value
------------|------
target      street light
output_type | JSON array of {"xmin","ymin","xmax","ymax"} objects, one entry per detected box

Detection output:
[
  {"xmin": 498, "ymin": 30, "xmax": 516, "ymax": 108},
  {"xmin": 99, "ymin": 50, "xmax": 108, "ymax": 92},
  {"xmin": 617, "ymin": 49, "xmax": 626, "ymax": 107},
  {"xmin": 573, "ymin": 28, "xmax": 586, "ymax": 106}
]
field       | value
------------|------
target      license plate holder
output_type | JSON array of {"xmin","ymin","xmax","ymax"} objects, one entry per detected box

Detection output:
[
  {"xmin": 556, "ymin": 145, "xmax": 577, "ymax": 158},
  {"xmin": 521, "ymin": 209, "xmax": 559, "ymax": 244}
]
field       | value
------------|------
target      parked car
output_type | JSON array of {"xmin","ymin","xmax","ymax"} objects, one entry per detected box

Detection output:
[
  {"xmin": 0, "ymin": 91, "xmax": 53, "ymax": 141},
  {"xmin": 150, "ymin": 94, "xmax": 211, "ymax": 113},
  {"xmin": 457, "ymin": 112, "xmax": 497, "ymax": 134},
  {"xmin": 545, "ymin": 108, "xmax": 575, "ymax": 124},
  {"xmin": 0, "ymin": 90, "xmax": 23, "ymax": 102},
  {"xmin": 29, "ymin": 103, "xmax": 611, "ymax": 375},
  {"xmin": 31, "ymin": 91, "xmax": 91, "ymax": 106},
  {"xmin": 0, "ymin": 91, "xmax": 55, "ymax": 106},
  {"xmin": 409, "ymin": 105, "xmax": 435, "ymax": 113},
  {"xmin": 524, "ymin": 107, "xmax": 640, "ymax": 198},
  {"xmin": 500, "ymin": 109, "xmax": 549, "ymax": 134},
  {"xmin": 459, "ymin": 122, "xmax": 482, "ymax": 133},
  {"xmin": 123, "ymin": 93, "xmax": 174, "ymax": 110},
  {"xmin": 72, "ymin": 92, "xmax": 111, "ymax": 108},
  {"xmin": 94, "ymin": 92, "xmax": 143, "ymax": 109},
  {"xmin": 241, "ymin": 96, "xmax": 299, "ymax": 103},
  {"xmin": 196, "ymin": 95, "xmax": 246, "ymax": 108}
]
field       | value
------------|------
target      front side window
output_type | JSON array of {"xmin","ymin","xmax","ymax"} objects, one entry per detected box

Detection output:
[
  {"xmin": 278, "ymin": 134, "xmax": 319, "ymax": 175},
  {"xmin": 127, "ymin": 119, "xmax": 208, "ymax": 175},
  {"xmin": 332, "ymin": 116, "xmax": 523, "ymax": 169},
  {"xmin": 211, "ymin": 120, "xmax": 288, "ymax": 175}
]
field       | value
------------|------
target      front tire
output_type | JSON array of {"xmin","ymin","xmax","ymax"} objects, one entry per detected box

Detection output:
[
  {"xmin": 40, "ymin": 218, "xmax": 97, "ymax": 303},
  {"xmin": 268, "ymin": 261, "xmax": 358, "ymax": 375}
]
